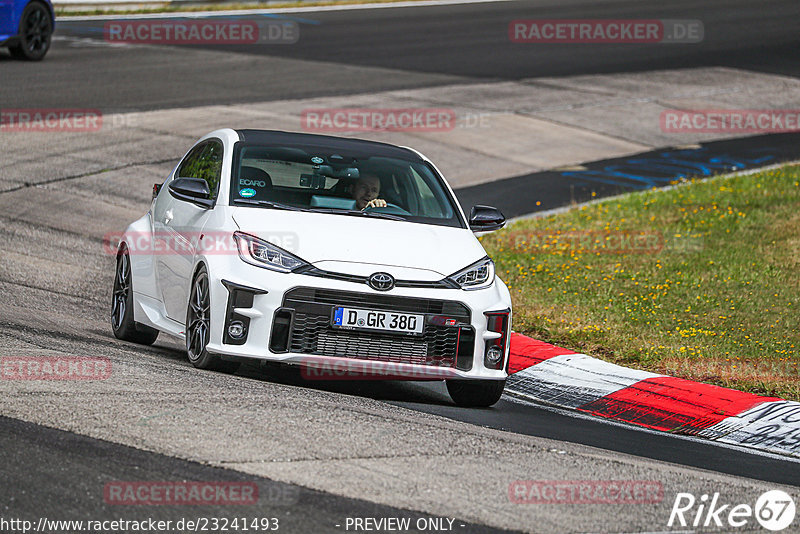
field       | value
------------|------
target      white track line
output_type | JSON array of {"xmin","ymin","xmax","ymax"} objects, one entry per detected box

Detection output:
[{"xmin": 60, "ymin": 0, "xmax": 517, "ymax": 21}]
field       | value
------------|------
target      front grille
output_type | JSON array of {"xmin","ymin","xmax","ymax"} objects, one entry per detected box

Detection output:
[
  {"xmin": 282, "ymin": 287, "xmax": 471, "ymax": 367},
  {"xmin": 317, "ymin": 332, "xmax": 428, "ymax": 364}
]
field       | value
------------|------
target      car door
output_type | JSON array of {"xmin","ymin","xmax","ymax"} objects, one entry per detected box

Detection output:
[
  {"xmin": 156, "ymin": 140, "xmax": 224, "ymax": 322},
  {"xmin": 0, "ymin": 0, "xmax": 15, "ymax": 36}
]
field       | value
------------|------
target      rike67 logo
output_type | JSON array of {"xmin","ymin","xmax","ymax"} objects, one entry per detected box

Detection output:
[{"xmin": 668, "ymin": 490, "xmax": 796, "ymax": 531}]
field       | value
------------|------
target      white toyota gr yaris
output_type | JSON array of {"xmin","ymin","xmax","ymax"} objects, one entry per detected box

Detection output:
[{"xmin": 112, "ymin": 129, "xmax": 511, "ymax": 407}]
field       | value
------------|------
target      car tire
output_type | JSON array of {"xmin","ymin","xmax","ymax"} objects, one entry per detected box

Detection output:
[
  {"xmin": 112, "ymin": 247, "xmax": 160, "ymax": 345},
  {"xmin": 446, "ymin": 379, "xmax": 505, "ymax": 407},
  {"xmin": 9, "ymin": 1, "xmax": 53, "ymax": 61},
  {"xmin": 185, "ymin": 266, "xmax": 240, "ymax": 374}
]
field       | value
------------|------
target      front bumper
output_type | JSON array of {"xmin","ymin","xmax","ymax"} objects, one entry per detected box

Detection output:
[{"xmin": 203, "ymin": 259, "xmax": 512, "ymax": 381}]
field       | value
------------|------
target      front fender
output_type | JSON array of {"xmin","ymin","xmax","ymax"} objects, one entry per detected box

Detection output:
[
  {"xmin": 119, "ymin": 213, "xmax": 158, "ymax": 299},
  {"xmin": 194, "ymin": 243, "xmax": 242, "ymax": 348}
]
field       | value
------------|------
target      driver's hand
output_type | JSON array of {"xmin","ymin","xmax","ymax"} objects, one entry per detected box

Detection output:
[{"xmin": 363, "ymin": 199, "xmax": 387, "ymax": 209}]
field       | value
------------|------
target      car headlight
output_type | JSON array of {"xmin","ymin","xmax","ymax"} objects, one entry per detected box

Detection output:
[
  {"xmin": 448, "ymin": 257, "xmax": 495, "ymax": 290},
  {"xmin": 233, "ymin": 232, "xmax": 308, "ymax": 273}
]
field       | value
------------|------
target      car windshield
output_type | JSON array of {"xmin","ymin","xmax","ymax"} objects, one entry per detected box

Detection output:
[{"xmin": 229, "ymin": 144, "xmax": 464, "ymax": 228}]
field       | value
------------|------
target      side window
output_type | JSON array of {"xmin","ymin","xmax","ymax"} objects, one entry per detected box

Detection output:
[
  {"xmin": 177, "ymin": 143, "xmax": 205, "ymax": 180},
  {"xmin": 177, "ymin": 140, "xmax": 223, "ymax": 200}
]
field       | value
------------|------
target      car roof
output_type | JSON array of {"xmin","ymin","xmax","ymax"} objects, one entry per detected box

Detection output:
[{"xmin": 235, "ymin": 129, "xmax": 423, "ymax": 162}]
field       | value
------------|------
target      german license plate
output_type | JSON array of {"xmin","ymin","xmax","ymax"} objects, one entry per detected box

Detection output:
[{"xmin": 332, "ymin": 307, "xmax": 424, "ymax": 335}]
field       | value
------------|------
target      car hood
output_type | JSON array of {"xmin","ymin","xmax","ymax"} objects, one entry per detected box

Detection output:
[{"xmin": 231, "ymin": 207, "xmax": 485, "ymax": 278}]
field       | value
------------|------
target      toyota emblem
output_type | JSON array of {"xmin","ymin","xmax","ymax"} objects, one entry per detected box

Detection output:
[{"xmin": 368, "ymin": 272, "xmax": 395, "ymax": 291}]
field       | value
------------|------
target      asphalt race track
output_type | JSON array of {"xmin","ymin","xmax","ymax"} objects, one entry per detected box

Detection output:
[
  {"xmin": 1, "ymin": 0, "xmax": 800, "ymax": 532},
  {"xmin": 4, "ymin": 0, "xmax": 799, "ymax": 110},
  {"xmin": 0, "ymin": 416, "xmax": 506, "ymax": 533}
]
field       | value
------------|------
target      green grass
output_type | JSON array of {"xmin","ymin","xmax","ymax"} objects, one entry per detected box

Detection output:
[
  {"xmin": 57, "ymin": 0, "xmax": 424, "ymax": 17},
  {"xmin": 481, "ymin": 164, "xmax": 800, "ymax": 400}
]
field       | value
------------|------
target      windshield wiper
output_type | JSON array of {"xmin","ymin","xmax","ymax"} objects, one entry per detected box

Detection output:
[
  {"xmin": 309, "ymin": 208, "xmax": 405, "ymax": 221},
  {"xmin": 233, "ymin": 199, "xmax": 309, "ymax": 212},
  {"xmin": 357, "ymin": 210, "xmax": 406, "ymax": 221},
  {"xmin": 234, "ymin": 199, "xmax": 405, "ymax": 220}
]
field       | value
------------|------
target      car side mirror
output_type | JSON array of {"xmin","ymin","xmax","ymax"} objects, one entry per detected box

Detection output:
[
  {"xmin": 168, "ymin": 177, "xmax": 213, "ymax": 209},
  {"xmin": 469, "ymin": 205, "xmax": 506, "ymax": 232}
]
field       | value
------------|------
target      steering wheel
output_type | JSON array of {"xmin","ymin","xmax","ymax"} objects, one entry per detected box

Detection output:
[{"xmin": 363, "ymin": 202, "xmax": 411, "ymax": 216}]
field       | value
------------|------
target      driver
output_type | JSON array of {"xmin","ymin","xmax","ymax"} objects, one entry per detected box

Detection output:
[{"xmin": 350, "ymin": 174, "xmax": 387, "ymax": 210}]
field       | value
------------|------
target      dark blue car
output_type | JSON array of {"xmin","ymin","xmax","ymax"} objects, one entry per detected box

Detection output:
[{"xmin": 0, "ymin": 0, "xmax": 54, "ymax": 60}]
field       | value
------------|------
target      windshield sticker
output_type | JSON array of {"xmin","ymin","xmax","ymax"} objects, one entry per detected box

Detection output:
[{"xmin": 239, "ymin": 188, "xmax": 256, "ymax": 198}]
